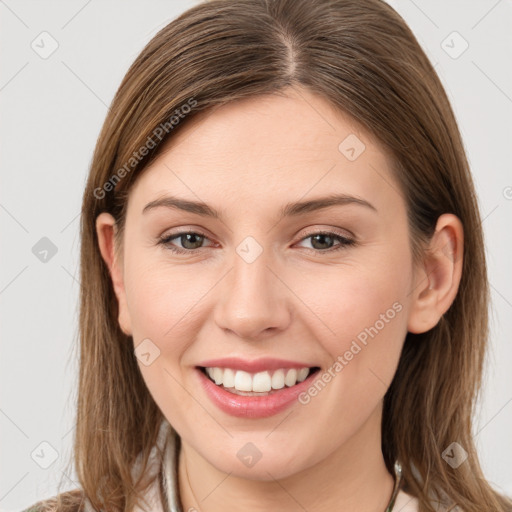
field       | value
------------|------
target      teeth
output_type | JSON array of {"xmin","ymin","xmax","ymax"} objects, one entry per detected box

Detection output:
[
  {"xmin": 212, "ymin": 367, "xmax": 223, "ymax": 385},
  {"xmin": 284, "ymin": 368, "xmax": 297, "ymax": 387},
  {"xmin": 297, "ymin": 367, "xmax": 309, "ymax": 382},
  {"xmin": 234, "ymin": 370, "xmax": 252, "ymax": 391},
  {"xmin": 203, "ymin": 366, "xmax": 312, "ymax": 392},
  {"xmin": 223, "ymin": 368, "xmax": 235, "ymax": 388},
  {"xmin": 253, "ymin": 371, "xmax": 272, "ymax": 392},
  {"xmin": 271, "ymin": 369, "xmax": 285, "ymax": 390}
]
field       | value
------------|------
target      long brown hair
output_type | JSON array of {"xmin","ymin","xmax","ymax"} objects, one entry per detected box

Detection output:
[{"xmin": 31, "ymin": 0, "xmax": 512, "ymax": 511}]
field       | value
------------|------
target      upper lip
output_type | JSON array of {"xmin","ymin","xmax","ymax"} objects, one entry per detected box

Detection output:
[{"xmin": 197, "ymin": 357, "xmax": 318, "ymax": 374}]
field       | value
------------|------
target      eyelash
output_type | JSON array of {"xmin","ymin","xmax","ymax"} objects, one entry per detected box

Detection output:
[{"xmin": 157, "ymin": 229, "xmax": 356, "ymax": 255}]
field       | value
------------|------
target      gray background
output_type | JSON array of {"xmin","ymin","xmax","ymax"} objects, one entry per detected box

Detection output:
[{"xmin": 1, "ymin": 0, "xmax": 511, "ymax": 510}]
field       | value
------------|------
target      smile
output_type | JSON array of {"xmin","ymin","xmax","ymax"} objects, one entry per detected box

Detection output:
[
  {"xmin": 201, "ymin": 366, "xmax": 315, "ymax": 394},
  {"xmin": 195, "ymin": 359, "xmax": 321, "ymax": 418}
]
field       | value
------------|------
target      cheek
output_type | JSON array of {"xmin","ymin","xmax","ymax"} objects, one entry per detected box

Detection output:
[
  {"xmin": 295, "ymin": 250, "xmax": 411, "ymax": 350},
  {"xmin": 293, "ymin": 249, "xmax": 411, "ymax": 393},
  {"xmin": 123, "ymin": 258, "xmax": 216, "ymax": 433},
  {"xmin": 124, "ymin": 254, "xmax": 215, "ymax": 343}
]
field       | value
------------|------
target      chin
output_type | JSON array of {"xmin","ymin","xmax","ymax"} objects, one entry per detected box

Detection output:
[{"xmin": 199, "ymin": 437, "xmax": 319, "ymax": 481}]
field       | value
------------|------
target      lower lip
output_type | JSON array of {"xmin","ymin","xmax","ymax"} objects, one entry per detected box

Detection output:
[{"xmin": 195, "ymin": 367, "xmax": 319, "ymax": 419}]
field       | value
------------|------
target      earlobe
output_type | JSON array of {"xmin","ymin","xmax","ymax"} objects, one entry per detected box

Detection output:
[
  {"xmin": 95, "ymin": 212, "xmax": 133, "ymax": 336},
  {"xmin": 407, "ymin": 214, "xmax": 464, "ymax": 334}
]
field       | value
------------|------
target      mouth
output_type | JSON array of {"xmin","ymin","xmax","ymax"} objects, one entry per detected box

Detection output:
[{"xmin": 197, "ymin": 365, "xmax": 321, "ymax": 396}]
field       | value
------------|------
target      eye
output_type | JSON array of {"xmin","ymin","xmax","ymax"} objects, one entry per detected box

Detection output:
[
  {"xmin": 157, "ymin": 229, "xmax": 356, "ymax": 255},
  {"xmin": 158, "ymin": 230, "xmax": 213, "ymax": 254},
  {"xmin": 295, "ymin": 231, "xmax": 356, "ymax": 253}
]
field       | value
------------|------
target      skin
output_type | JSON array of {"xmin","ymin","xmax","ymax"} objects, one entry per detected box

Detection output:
[{"xmin": 96, "ymin": 86, "xmax": 463, "ymax": 512}]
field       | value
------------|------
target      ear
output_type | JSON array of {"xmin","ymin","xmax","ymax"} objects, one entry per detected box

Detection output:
[
  {"xmin": 407, "ymin": 213, "xmax": 464, "ymax": 334},
  {"xmin": 95, "ymin": 212, "xmax": 133, "ymax": 336}
]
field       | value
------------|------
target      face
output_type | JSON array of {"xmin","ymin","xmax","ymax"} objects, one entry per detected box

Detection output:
[{"xmin": 99, "ymin": 86, "xmax": 423, "ymax": 481}]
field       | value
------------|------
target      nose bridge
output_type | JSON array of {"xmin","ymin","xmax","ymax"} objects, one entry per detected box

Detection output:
[{"xmin": 213, "ymin": 236, "xmax": 290, "ymax": 339}]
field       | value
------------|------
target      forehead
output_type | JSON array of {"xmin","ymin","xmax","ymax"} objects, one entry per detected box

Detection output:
[{"xmin": 127, "ymin": 88, "xmax": 401, "ymax": 217}]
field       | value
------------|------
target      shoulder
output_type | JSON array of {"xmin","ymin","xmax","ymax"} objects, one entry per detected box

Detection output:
[{"xmin": 20, "ymin": 489, "xmax": 86, "ymax": 512}]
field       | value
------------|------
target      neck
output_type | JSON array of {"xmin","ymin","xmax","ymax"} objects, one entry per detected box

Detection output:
[{"xmin": 177, "ymin": 404, "xmax": 396, "ymax": 512}]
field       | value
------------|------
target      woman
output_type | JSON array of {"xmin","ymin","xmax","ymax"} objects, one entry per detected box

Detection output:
[{"xmin": 22, "ymin": 0, "xmax": 512, "ymax": 511}]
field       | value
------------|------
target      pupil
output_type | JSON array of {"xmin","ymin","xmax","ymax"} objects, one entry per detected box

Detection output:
[
  {"xmin": 182, "ymin": 233, "xmax": 203, "ymax": 249},
  {"xmin": 312, "ymin": 234, "xmax": 333, "ymax": 250}
]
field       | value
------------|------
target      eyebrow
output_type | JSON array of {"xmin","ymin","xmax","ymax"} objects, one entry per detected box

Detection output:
[{"xmin": 142, "ymin": 193, "xmax": 377, "ymax": 219}]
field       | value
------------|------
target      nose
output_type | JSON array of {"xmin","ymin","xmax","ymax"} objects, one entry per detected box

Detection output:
[{"xmin": 213, "ymin": 247, "xmax": 292, "ymax": 340}]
